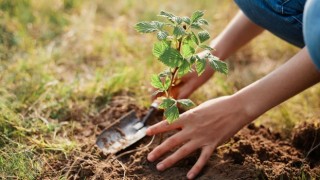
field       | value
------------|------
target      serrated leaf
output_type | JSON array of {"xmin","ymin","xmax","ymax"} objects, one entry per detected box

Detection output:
[
  {"xmin": 182, "ymin": 17, "xmax": 191, "ymax": 25},
  {"xmin": 198, "ymin": 31, "xmax": 210, "ymax": 43},
  {"xmin": 159, "ymin": 11, "xmax": 175, "ymax": 23},
  {"xmin": 191, "ymin": 32, "xmax": 199, "ymax": 45},
  {"xmin": 160, "ymin": 48, "xmax": 183, "ymax": 68},
  {"xmin": 163, "ymin": 76, "xmax": 171, "ymax": 90},
  {"xmin": 208, "ymin": 55, "xmax": 228, "ymax": 74},
  {"xmin": 135, "ymin": 21, "xmax": 164, "ymax": 33},
  {"xmin": 172, "ymin": 16, "xmax": 183, "ymax": 24},
  {"xmin": 164, "ymin": 103, "xmax": 179, "ymax": 123},
  {"xmin": 173, "ymin": 26, "xmax": 185, "ymax": 37},
  {"xmin": 198, "ymin": 18, "xmax": 209, "ymax": 25},
  {"xmin": 195, "ymin": 58, "xmax": 206, "ymax": 76},
  {"xmin": 189, "ymin": 55, "xmax": 197, "ymax": 64},
  {"xmin": 190, "ymin": 23, "xmax": 203, "ymax": 30},
  {"xmin": 153, "ymin": 41, "xmax": 184, "ymax": 68},
  {"xmin": 191, "ymin": 10, "xmax": 204, "ymax": 22},
  {"xmin": 178, "ymin": 60, "xmax": 191, "ymax": 77},
  {"xmin": 151, "ymin": 74, "xmax": 164, "ymax": 89},
  {"xmin": 199, "ymin": 44, "xmax": 213, "ymax": 51},
  {"xmin": 177, "ymin": 99, "xmax": 195, "ymax": 108},
  {"xmin": 157, "ymin": 31, "xmax": 168, "ymax": 40},
  {"xmin": 181, "ymin": 39, "xmax": 195, "ymax": 58},
  {"xmin": 152, "ymin": 21, "xmax": 165, "ymax": 29},
  {"xmin": 159, "ymin": 98, "xmax": 176, "ymax": 109},
  {"xmin": 153, "ymin": 41, "xmax": 169, "ymax": 58}
]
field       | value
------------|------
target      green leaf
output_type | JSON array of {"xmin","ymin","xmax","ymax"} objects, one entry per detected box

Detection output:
[
  {"xmin": 181, "ymin": 38, "xmax": 195, "ymax": 58},
  {"xmin": 207, "ymin": 55, "xmax": 228, "ymax": 74},
  {"xmin": 163, "ymin": 76, "xmax": 171, "ymax": 90},
  {"xmin": 164, "ymin": 103, "xmax": 179, "ymax": 123},
  {"xmin": 198, "ymin": 31, "xmax": 210, "ymax": 43},
  {"xmin": 182, "ymin": 16, "xmax": 191, "ymax": 25},
  {"xmin": 191, "ymin": 32, "xmax": 199, "ymax": 45},
  {"xmin": 172, "ymin": 16, "xmax": 183, "ymax": 24},
  {"xmin": 160, "ymin": 47, "xmax": 183, "ymax": 68},
  {"xmin": 153, "ymin": 41, "xmax": 169, "ymax": 58},
  {"xmin": 159, "ymin": 98, "xmax": 176, "ymax": 109},
  {"xmin": 195, "ymin": 58, "xmax": 206, "ymax": 76},
  {"xmin": 177, "ymin": 99, "xmax": 195, "ymax": 108},
  {"xmin": 153, "ymin": 41, "xmax": 183, "ymax": 68},
  {"xmin": 199, "ymin": 44, "xmax": 213, "ymax": 51},
  {"xmin": 150, "ymin": 74, "xmax": 164, "ymax": 89},
  {"xmin": 173, "ymin": 26, "xmax": 185, "ymax": 37},
  {"xmin": 190, "ymin": 23, "xmax": 203, "ymax": 30},
  {"xmin": 159, "ymin": 11, "xmax": 176, "ymax": 23},
  {"xmin": 197, "ymin": 18, "xmax": 209, "ymax": 25},
  {"xmin": 178, "ymin": 60, "xmax": 191, "ymax": 77},
  {"xmin": 191, "ymin": 10, "xmax": 204, "ymax": 22},
  {"xmin": 189, "ymin": 55, "xmax": 197, "ymax": 64},
  {"xmin": 135, "ymin": 21, "xmax": 164, "ymax": 33},
  {"xmin": 157, "ymin": 31, "xmax": 168, "ymax": 40}
]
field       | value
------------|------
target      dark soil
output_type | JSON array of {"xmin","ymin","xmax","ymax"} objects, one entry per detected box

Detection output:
[{"xmin": 40, "ymin": 96, "xmax": 320, "ymax": 180}]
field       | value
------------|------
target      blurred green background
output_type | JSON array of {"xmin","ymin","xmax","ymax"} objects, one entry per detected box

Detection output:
[{"xmin": 0, "ymin": 0, "xmax": 319, "ymax": 179}]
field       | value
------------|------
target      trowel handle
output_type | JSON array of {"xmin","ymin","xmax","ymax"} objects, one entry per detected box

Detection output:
[{"xmin": 141, "ymin": 101, "xmax": 159, "ymax": 125}]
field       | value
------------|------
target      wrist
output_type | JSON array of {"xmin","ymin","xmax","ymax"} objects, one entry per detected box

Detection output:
[{"xmin": 230, "ymin": 93, "xmax": 257, "ymax": 125}]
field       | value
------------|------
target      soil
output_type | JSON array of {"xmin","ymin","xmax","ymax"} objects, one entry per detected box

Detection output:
[{"xmin": 40, "ymin": 96, "xmax": 320, "ymax": 180}]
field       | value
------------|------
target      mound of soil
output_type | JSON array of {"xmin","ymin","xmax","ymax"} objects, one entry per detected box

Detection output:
[{"xmin": 41, "ymin": 96, "xmax": 320, "ymax": 179}]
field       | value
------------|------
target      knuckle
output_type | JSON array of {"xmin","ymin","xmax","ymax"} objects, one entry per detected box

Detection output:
[
  {"xmin": 185, "ymin": 109, "xmax": 198, "ymax": 119},
  {"xmin": 180, "ymin": 146, "xmax": 191, "ymax": 155},
  {"xmin": 167, "ymin": 137, "xmax": 179, "ymax": 145}
]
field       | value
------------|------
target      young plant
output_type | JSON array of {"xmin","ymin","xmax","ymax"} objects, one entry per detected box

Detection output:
[{"xmin": 135, "ymin": 10, "xmax": 228, "ymax": 123}]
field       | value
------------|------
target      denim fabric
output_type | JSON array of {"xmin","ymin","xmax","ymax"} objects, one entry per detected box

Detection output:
[
  {"xmin": 234, "ymin": 0, "xmax": 306, "ymax": 47},
  {"xmin": 234, "ymin": 0, "xmax": 320, "ymax": 70},
  {"xmin": 303, "ymin": 0, "xmax": 320, "ymax": 70}
]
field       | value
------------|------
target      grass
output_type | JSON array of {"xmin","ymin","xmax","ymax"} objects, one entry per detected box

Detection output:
[{"xmin": 0, "ymin": 0, "xmax": 319, "ymax": 179}]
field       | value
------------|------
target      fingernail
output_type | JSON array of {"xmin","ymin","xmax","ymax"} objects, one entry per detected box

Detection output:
[
  {"xmin": 187, "ymin": 172, "xmax": 195, "ymax": 179},
  {"xmin": 148, "ymin": 154, "xmax": 155, "ymax": 162},
  {"xmin": 157, "ymin": 163, "xmax": 165, "ymax": 171}
]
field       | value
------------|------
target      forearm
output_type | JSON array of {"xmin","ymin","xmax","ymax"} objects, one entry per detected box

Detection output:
[
  {"xmin": 210, "ymin": 10, "xmax": 264, "ymax": 60},
  {"xmin": 235, "ymin": 48, "xmax": 320, "ymax": 122}
]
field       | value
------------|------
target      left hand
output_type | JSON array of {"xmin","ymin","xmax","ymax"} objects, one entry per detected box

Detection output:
[{"xmin": 146, "ymin": 95, "xmax": 250, "ymax": 179}]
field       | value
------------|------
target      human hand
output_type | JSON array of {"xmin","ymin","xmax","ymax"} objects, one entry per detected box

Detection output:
[{"xmin": 146, "ymin": 95, "xmax": 250, "ymax": 179}]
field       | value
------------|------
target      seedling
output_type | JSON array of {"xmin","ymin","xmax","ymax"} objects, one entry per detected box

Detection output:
[{"xmin": 135, "ymin": 10, "xmax": 228, "ymax": 123}]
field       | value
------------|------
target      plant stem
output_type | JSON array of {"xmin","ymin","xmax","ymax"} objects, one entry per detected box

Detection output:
[{"xmin": 168, "ymin": 39, "xmax": 182, "ymax": 97}]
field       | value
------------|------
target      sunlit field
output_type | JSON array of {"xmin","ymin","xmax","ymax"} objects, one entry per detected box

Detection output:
[{"xmin": 0, "ymin": 0, "xmax": 319, "ymax": 179}]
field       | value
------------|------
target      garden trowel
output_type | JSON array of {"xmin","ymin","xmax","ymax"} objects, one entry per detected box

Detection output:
[{"xmin": 96, "ymin": 102, "xmax": 158, "ymax": 154}]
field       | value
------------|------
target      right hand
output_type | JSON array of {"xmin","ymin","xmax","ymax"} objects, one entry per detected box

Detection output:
[{"xmin": 146, "ymin": 95, "xmax": 251, "ymax": 179}]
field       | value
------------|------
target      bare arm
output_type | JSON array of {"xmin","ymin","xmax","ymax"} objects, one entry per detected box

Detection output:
[
  {"xmin": 176, "ymin": 11, "xmax": 264, "ymax": 99},
  {"xmin": 147, "ymin": 48, "xmax": 320, "ymax": 179},
  {"xmin": 237, "ymin": 48, "xmax": 320, "ymax": 120}
]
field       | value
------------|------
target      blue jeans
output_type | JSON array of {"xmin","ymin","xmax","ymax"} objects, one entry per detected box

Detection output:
[{"xmin": 234, "ymin": 0, "xmax": 320, "ymax": 70}]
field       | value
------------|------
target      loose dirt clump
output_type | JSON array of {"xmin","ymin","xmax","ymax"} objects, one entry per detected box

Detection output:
[
  {"xmin": 40, "ymin": 97, "xmax": 320, "ymax": 179},
  {"xmin": 292, "ymin": 122, "xmax": 320, "ymax": 167}
]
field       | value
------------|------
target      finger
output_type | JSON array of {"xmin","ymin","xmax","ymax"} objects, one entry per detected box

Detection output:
[
  {"xmin": 148, "ymin": 132, "xmax": 188, "ymax": 162},
  {"xmin": 146, "ymin": 119, "xmax": 182, "ymax": 136},
  {"xmin": 156, "ymin": 141, "xmax": 197, "ymax": 171},
  {"xmin": 187, "ymin": 146, "xmax": 214, "ymax": 179}
]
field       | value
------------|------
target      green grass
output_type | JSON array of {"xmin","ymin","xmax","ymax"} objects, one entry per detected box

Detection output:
[{"xmin": 0, "ymin": 0, "xmax": 319, "ymax": 179}]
